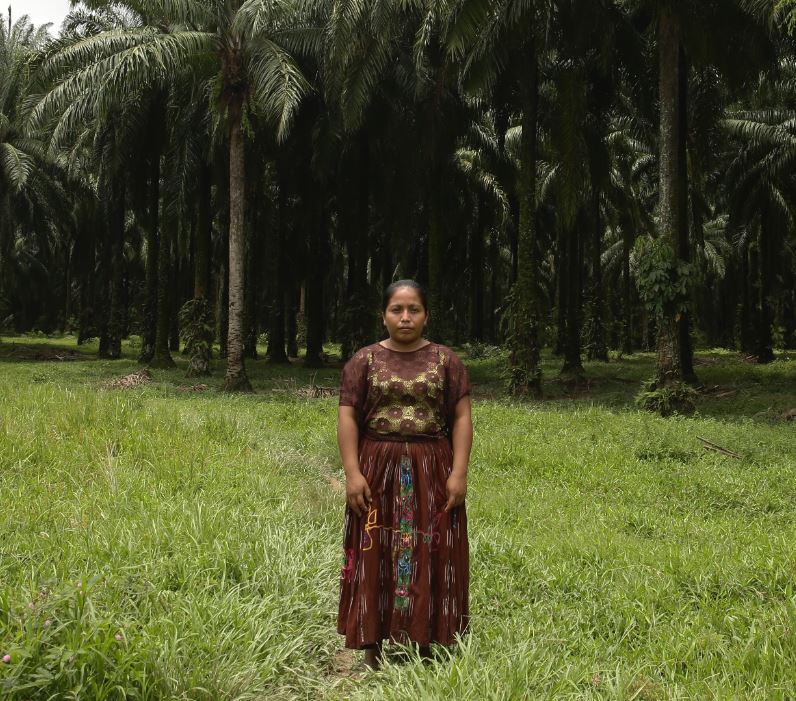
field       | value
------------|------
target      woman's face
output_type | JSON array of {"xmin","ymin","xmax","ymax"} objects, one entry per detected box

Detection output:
[{"xmin": 382, "ymin": 287, "xmax": 428, "ymax": 345}]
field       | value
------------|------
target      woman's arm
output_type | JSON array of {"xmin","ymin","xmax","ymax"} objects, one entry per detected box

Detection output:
[
  {"xmin": 337, "ymin": 405, "xmax": 371, "ymax": 517},
  {"xmin": 445, "ymin": 395, "xmax": 472, "ymax": 512}
]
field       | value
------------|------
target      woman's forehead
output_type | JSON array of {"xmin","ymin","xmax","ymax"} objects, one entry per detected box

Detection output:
[{"xmin": 387, "ymin": 288, "xmax": 423, "ymax": 305}]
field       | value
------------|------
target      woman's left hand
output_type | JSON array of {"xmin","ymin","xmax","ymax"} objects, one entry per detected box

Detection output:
[{"xmin": 444, "ymin": 472, "xmax": 467, "ymax": 512}]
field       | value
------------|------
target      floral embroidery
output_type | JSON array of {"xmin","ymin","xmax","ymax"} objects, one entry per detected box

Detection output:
[
  {"xmin": 394, "ymin": 455, "xmax": 414, "ymax": 611},
  {"xmin": 367, "ymin": 353, "xmax": 446, "ymax": 435}
]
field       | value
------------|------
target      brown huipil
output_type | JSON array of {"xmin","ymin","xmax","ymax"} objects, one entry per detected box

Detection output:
[{"xmin": 337, "ymin": 342, "xmax": 471, "ymax": 649}]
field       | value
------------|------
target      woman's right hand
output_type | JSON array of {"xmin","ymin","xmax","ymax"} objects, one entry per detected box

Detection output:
[{"xmin": 346, "ymin": 471, "xmax": 372, "ymax": 517}]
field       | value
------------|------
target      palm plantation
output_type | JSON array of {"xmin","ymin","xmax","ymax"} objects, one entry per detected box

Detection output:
[
  {"xmin": 3, "ymin": 0, "xmax": 795, "ymax": 394},
  {"xmin": 2, "ymin": 2, "xmax": 796, "ymax": 698}
]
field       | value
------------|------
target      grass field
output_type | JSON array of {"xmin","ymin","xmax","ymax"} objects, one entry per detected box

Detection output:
[{"xmin": 1, "ymin": 336, "xmax": 795, "ymax": 700}]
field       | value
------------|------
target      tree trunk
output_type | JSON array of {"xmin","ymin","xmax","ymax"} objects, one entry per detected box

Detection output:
[
  {"xmin": 139, "ymin": 153, "xmax": 160, "ymax": 363},
  {"xmin": 621, "ymin": 226, "xmax": 633, "ymax": 354},
  {"xmin": 427, "ymin": 200, "xmax": 445, "ymax": 339},
  {"xmin": 756, "ymin": 211, "xmax": 775, "ymax": 363},
  {"xmin": 61, "ymin": 240, "xmax": 73, "ymax": 333},
  {"xmin": 655, "ymin": 6, "xmax": 685, "ymax": 386},
  {"xmin": 169, "ymin": 239, "xmax": 180, "ymax": 353},
  {"xmin": 488, "ymin": 227, "xmax": 499, "ymax": 343},
  {"xmin": 509, "ymin": 40, "xmax": 542, "ymax": 395},
  {"xmin": 268, "ymin": 174, "xmax": 289, "ymax": 363},
  {"xmin": 223, "ymin": 101, "xmax": 252, "ymax": 390},
  {"xmin": 305, "ymin": 198, "xmax": 326, "ymax": 367},
  {"xmin": 469, "ymin": 194, "xmax": 485, "ymax": 341},
  {"xmin": 76, "ymin": 209, "xmax": 96, "ymax": 345},
  {"xmin": 588, "ymin": 189, "xmax": 608, "ymax": 361},
  {"xmin": 151, "ymin": 198, "xmax": 175, "ymax": 368},
  {"xmin": 217, "ymin": 259, "xmax": 228, "ymax": 358},
  {"xmin": 284, "ymin": 214, "xmax": 299, "ymax": 359},
  {"xmin": 97, "ymin": 203, "xmax": 111, "ymax": 358},
  {"xmin": 340, "ymin": 134, "xmax": 371, "ymax": 359},
  {"xmin": 195, "ymin": 161, "xmax": 212, "ymax": 300},
  {"xmin": 185, "ymin": 158, "xmax": 213, "ymax": 377},
  {"xmin": 561, "ymin": 214, "xmax": 584, "ymax": 377},
  {"xmin": 677, "ymin": 46, "xmax": 697, "ymax": 383},
  {"xmin": 554, "ymin": 224, "xmax": 566, "ymax": 356},
  {"xmin": 107, "ymin": 181, "xmax": 125, "ymax": 359},
  {"xmin": 286, "ymin": 286, "xmax": 299, "ymax": 358},
  {"xmin": 741, "ymin": 240, "xmax": 755, "ymax": 353},
  {"xmin": 244, "ymin": 193, "xmax": 259, "ymax": 360}
]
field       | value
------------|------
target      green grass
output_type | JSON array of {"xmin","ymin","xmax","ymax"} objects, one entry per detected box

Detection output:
[{"xmin": 1, "ymin": 336, "xmax": 795, "ymax": 699}]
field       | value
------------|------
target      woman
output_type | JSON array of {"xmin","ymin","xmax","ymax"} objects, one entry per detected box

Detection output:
[{"xmin": 337, "ymin": 280, "xmax": 473, "ymax": 668}]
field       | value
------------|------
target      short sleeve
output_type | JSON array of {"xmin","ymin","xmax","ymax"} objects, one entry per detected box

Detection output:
[
  {"xmin": 339, "ymin": 349, "xmax": 370, "ymax": 418},
  {"xmin": 444, "ymin": 350, "xmax": 471, "ymax": 429}
]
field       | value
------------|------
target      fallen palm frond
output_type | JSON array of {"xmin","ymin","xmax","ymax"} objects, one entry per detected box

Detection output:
[{"xmin": 105, "ymin": 368, "xmax": 151, "ymax": 389}]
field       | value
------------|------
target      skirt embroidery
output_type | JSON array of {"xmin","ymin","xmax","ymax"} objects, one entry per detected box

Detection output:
[
  {"xmin": 337, "ymin": 436, "xmax": 469, "ymax": 648},
  {"xmin": 394, "ymin": 453, "xmax": 414, "ymax": 611}
]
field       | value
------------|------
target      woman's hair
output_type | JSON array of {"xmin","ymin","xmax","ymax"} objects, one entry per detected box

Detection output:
[{"xmin": 383, "ymin": 279, "xmax": 428, "ymax": 312}]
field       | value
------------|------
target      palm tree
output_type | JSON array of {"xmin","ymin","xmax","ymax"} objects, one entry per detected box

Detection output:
[
  {"xmin": 723, "ymin": 59, "xmax": 796, "ymax": 362},
  {"xmin": 447, "ymin": 0, "xmax": 556, "ymax": 394},
  {"xmin": 1, "ymin": 15, "xmax": 79, "ymax": 335},
  {"xmin": 627, "ymin": 0, "xmax": 777, "ymax": 389},
  {"xmin": 33, "ymin": 0, "xmax": 311, "ymax": 389}
]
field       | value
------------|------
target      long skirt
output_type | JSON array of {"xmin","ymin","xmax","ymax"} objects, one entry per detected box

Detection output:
[{"xmin": 337, "ymin": 435, "xmax": 469, "ymax": 649}]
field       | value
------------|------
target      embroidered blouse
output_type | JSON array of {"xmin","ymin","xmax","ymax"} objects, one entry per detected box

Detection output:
[{"xmin": 339, "ymin": 342, "xmax": 471, "ymax": 438}]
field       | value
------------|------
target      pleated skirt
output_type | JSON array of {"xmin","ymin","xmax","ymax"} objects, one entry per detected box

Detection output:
[{"xmin": 337, "ymin": 435, "xmax": 469, "ymax": 649}]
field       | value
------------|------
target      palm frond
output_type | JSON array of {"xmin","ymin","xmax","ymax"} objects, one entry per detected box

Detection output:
[
  {"xmin": 0, "ymin": 141, "xmax": 34, "ymax": 191},
  {"xmin": 248, "ymin": 38, "xmax": 312, "ymax": 141}
]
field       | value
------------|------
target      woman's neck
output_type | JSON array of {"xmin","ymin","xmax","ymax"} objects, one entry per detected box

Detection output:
[{"xmin": 380, "ymin": 337, "xmax": 430, "ymax": 352}]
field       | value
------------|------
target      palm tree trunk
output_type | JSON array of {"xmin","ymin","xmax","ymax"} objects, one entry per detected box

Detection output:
[
  {"xmin": 169, "ymin": 241, "xmax": 180, "ymax": 353},
  {"xmin": 305, "ymin": 197, "xmax": 326, "ymax": 367},
  {"xmin": 554, "ymin": 225, "xmax": 566, "ymax": 356},
  {"xmin": 284, "ymin": 215, "xmax": 299, "ymax": 358},
  {"xmin": 195, "ymin": 161, "xmax": 212, "ymax": 301},
  {"xmin": 510, "ymin": 40, "xmax": 542, "ymax": 395},
  {"xmin": 139, "ymin": 152, "xmax": 160, "ymax": 363},
  {"xmin": 488, "ymin": 228, "xmax": 499, "ymax": 343},
  {"xmin": 756, "ymin": 210, "xmax": 775, "ymax": 362},
  {"xmin": 151, "ymin": 201, "xmax": 175, "ymax": 368},
  {"xmin": 76, "ymin": 210, "xmax": 96, "ymax": 345},
  {"xmin": 561, "ymin": 215, "xmax": 584, "ymax": 377},
  {"xmin": 588, "ymin": 189, "xmax": 608, "ymax": 361},
  {"xmin": 63, "ymin": 240, "xmax": 73, "ymax": 333},
  {"xmin": 621, "ymin": 226, "xmax": 633, "ymax": 355},
  {"xmin": 223, "ymin": 102, "xmax": 252, "ymax": 390},
  {"xmin": 244, "ymin": 196, "xmax": 259, "ymax": 360},
  {"xmin": 655, "ymin": 5, "xmax": 685, "ymax": 386},
  {"xmin": 741, "ymin": 240, "xmax": 755, "ymax": 353},
  {"xmin": 340, "ymin": 134, "xmax": 370, "ymax": 359},
  {"xmin": 427, "ymin": 199, "xmax": 445, "ymax": 338},
  {"xmin": 677, "ymin": 46, "xmax": 697, "ymax": 384},
  {"xmin": 268, "ymin": 175, "xmax": 289, "ymax": 363},
  {"xmin": 469, "ymin": 194, "xmax": 485, "ymax": 341},
  {"xmin": 286, "ymin": 285, "xmax": 299, "ymax": 358},
  {"xmin": 97, "ymin": 203, "xmax": 111, "ymax": 359},
  {"xmin": 185, "ymin": 159, "xmax": 213, "ymax": 377},
  {"xmin": 107, "ymin": 182, "xmax": 125, "ymax": 359}
]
